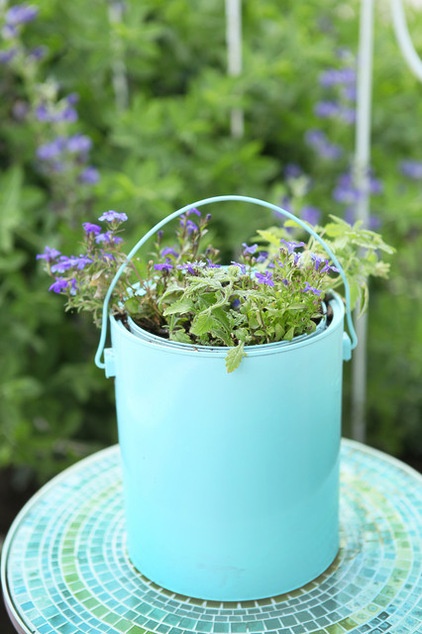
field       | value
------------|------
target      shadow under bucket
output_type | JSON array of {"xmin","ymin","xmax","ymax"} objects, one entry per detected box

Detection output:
[{"xmin": 95, "ymin": 195, "xmax": 357, "ymax": 602}]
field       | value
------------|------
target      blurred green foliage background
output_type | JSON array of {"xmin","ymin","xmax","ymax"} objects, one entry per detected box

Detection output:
[{"xmin": 1, "ymin": 0, "xmax": 422, "ymax": 485}]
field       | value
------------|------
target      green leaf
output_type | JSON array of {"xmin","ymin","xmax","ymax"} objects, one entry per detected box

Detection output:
[
  {"xmin": 0, "ymin": 166, "xmax": 23, "ymax": 253},
  {"xmin": 163, "ymin": 298, "xmax": 194, "ymax": 316},
  {"xmin": 190, "ymin": 310, "xmax": 217, "ymax": 336},
  {"xmin": 225, "ymin": 342, "xmax": 246, "ymax": 373}
]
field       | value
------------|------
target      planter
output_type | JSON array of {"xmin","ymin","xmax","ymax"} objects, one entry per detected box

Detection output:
[{"xmin": 95, "ymin": 195, "xmax": 358, "ymax": 601}]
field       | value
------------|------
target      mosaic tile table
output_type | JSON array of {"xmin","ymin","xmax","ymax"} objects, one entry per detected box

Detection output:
[{"xmin": 2, "ymin": 439, "xmax": 422, "ymax": 634}]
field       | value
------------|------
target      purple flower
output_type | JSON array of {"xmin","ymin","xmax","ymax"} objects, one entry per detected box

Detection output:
[
  {"xmin": 314, "ymin": 101, "xmax": 340, "ymax": 119},
  {"xmin": 95, "ymin": 232, "xmax": 123, "ymax": 245},
  {"xmin": 49, "ymin": 278, "xmax": 69, "ymax": 293},
  {"xmin": 333, "ymin": 173, "xmax": 360, "ymax": 205},
  {"xmin": 0, "ymin": 48, "xmax": 17, "ymax": 64},
  {"xmin": 28, "ymin": 45, "xmax": 47, "ymax": 61},
  {"xmin": 319, "ymin": 67, "xmax": 356, "ymax": 87},
  {"xmin": 74, "ymin": 256, "xmax": 92, "ymax": 270},
  {"xmin": 231, "ymin": 298, "xmax": 241, "ymax": 309},
  {"xmin": 242, "ymin": 243, "xmax": 258, "ymax": 256},
  {"xmin": 280, "ymin": 239, "xmax": 305, "ymax": 253},
  {"xmin": 231, "ymin": 261, "xmax": 247, "ymax": 275},
  {"xmin": 311, "ymin": 254, "xmax": 339, "ymax": 274},
  {"xmin": 178, "ymin": 262, "xmax": 197, "ymax": 275},
  {"xmin": 284, "ymin": 164, "xmax": 303, "ymax": 179},
  {"xmin": 206, "ymin": 259, "xmax": 220, "ymax": 268},
  {"xmin": 66, "ymin": 134, "xmax": 92, "ymax": 154},
  {"xmin": 186, "ymin": 219, "xmax": 198, "ymax": 234},
  {"xmin": 69, "ymin": 278, "xmax": 78, "ymax": 296},
  {"xmin": 59, "ymin": 105, "xmax": 78, "ymax": 123},
  {"xmin": 6, "ymin": 4, "xmax": 38, "ymax": 26},
  {"xmin": 255, "ymin": 271, "xmax": 274, "ymax": 287},
  {"xmin": 300, "ymin": 205, "xmax": 321, "ymax": 226},
  {"xmin": 98, "ymin": 210, "xmax": 128, "ymax": 223},
  {"xmin": 161, "ymin": 247, "xmax": 178, "ymax": 258},
  {"xmin": 36, "ymin": 137, "xmax": 66, "ymax": 161},
  {"xmin": 305, "ymin": 129, "xmax": 343, "ymax": 160},
  {"xmin": 34, "ymin": 104, "xmax": 51, "ymax": 122},
  {"xmin": 51, "ymin": 255, "xmax": 79, "ymax": 273},
  {"xmin": 154, "ymin": 260, "xmax": 174, "ymax": 272},
  {"xmin": 36, "ymin": 246, "xmax": 61, "ymax": 262},
  {"xmin": 255, "ymin": 251, "xmax": 268, "ymax": 263},
  {"xmin": 400, "ymin": 160, "xmax": 422, "ymax": 180},
  {"xmin": 82, "ymin": 222, "xmax": 102, "ymax": 236},
  {"xmin": 186, "ymin": 207, "xmax": 201, "ymax": 217},
  {"xmin": 303, "ymin": 282, "xmax": 322, "ymax": 296},
  {"xmin": 79, "ymin": 167, "xmax": 100, "ymax": 185}
]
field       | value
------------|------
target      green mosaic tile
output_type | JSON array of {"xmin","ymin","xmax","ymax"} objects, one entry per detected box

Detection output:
[{"xmin": 2, "ymin": 440, "xmax": 422, "ymax": 634}]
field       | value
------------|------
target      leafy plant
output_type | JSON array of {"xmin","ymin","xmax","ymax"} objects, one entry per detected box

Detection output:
[{"xmin": 38, "ymin": 208, "xmax": 393, "ymax": 372}]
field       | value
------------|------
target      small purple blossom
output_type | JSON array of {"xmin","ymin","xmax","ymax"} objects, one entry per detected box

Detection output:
[
  {"xmin": 83, "ymin": 222, "xmax": 102, "ymax": 236},
  {"xmin": 161, "ymin": 247, "xmax": 178, "ymax": 258},
  {"xmin": 400, "ymin": 160, "xmax": 422, "ymax": 180},
  {"xmin": 154, "ymin": 260, "xmax": 174, "ymax": 272},
  {"xmin": 314, "ymin": 101, "xmax": 341, "ymax": 119},
  {"xmin": 284, "ymin": 164, "xmax": 303, "ymax": 180},
  {"xmin": 242, "ymin": 243, "xmax": 258, "ymax": 256},
  {"xmin": 0, "ymin": 48, "xmax": 17, "ymax": 63},
  {"xmin": 255, "ymin": 271, "xmax": 275, "ymax": 287},
  {"xmin": 231, "ymin": 261, "xmax": 247, "ymax": 275},
  {"xmin": 303, "ymin": 282, "xmax": 322, "ymax": 296},
  {"xmin": 231, "ymin": 298, "xmax": 241, "ymax": 309},
  {"xmin": 6, "ymin": 4, "xmax": 38, "ymax": 26},
  {"xmin": 49, "ymin": 278, "xmax": 69, "ymax": 293},
  {"xmin": 98, "ymin": 210, "xmax": 128, "ymax": 223},
  {"xmin": 28, "ymin": 45, "xmax": 47, "ymax": 61},
  {"xmin": 66, "ymin": 134, "xmax": 92, "ymax": 154},
  {"xmin": 280, "ymin": 239, "xmax": 305, "ymax": 254},
  {"xmin": 255, "ymin": 251, "xmax": 268, "ymax": 263},
  {"xmin": 310, "ymin": 254, "xmax": 339, "ymax": 274},
  {"xmin": 178, "ymin": 262, "xmax": 197, "ymax": 275},
  {"xmin": 186, "ymin": 207, "xmax": 201, "ymax": 217},
  {"xmin": 95, "ymin": 232, "xmax": 123, "ymax": 245},
  {"xmin": 36, "ymin": 137, "xmax": 66, "ymax": 161},
  {"xmin": 79, "ymin": 167, "xmax": 100, "ymax": 185},
  {"xmin": 305, "ymin": 129, "xmax": 343, "ymax": 160},
  {"xmin": 319, "ymin": 67, "xmax": 356, "ymax": 87},
  {"xmin": 186, "ymin": 219, "xmax": 198, "ymax": 234},
  {"xmin": 50, "ymin": 255, "xmax": 91, "ymax": 273},
  {"xmin": 300, "ymin": 206, "xmax": 321, "ymax": 226},
  {"xmin": 36, "ymin": 246, "xmax": 61, "ymax": 262},
  {"xmin": 69, "ymin": 278, "xmax": 78, "ymax": 296}
]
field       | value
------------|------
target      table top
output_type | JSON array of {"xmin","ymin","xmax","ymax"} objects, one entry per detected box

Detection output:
[{"xmin": 1, "ymin": 439, "xmax": 422, "ymax": 634}]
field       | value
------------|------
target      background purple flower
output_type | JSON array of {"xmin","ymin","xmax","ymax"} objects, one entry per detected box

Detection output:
[
  {"xmin": 49, "ymin": 278, "xmax": 69, "ymax": 293},
  {"xmin": 36, "ymin": 246, "xmax": 61, "ymax": 262},
  {"xmin": 99, "ymin": 210, "xmax": 128, "ymax": 223},
  {"xmin": 79, "ymin": 167, "xmax": 100, "ymax": 185},
  {"xmin": 83, "ymin": 222, "xmax": 102, "ymax": 236},
  {"xmin": 6, "ymin": 4, "xmax": 38, "ymax": 26},
  {"xmin": 255, "ymin": 271, "xmax": 274, "ymax": 286},
  {"xmin": 300, "ymin": 206, "xmax": 321, "ymax": 226},
  {"xmin": 305, "ymin": 129, "xmax": 343, "ymax": 160},
  {"xmin": 400, "ymin": 160, "xmax": 422, "ymax": 180},
  {"xmin": 66, "ymin": 134, "xmax": 92, "ymax": 154}
]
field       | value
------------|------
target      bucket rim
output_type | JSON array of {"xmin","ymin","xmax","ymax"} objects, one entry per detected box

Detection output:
[{"xmin": 110, "ymin": 292, "xmax": 345, "ymax": 359}]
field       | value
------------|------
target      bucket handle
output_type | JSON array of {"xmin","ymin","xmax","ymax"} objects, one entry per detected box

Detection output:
[{"xmin": 95, "ymin": 194, "xmax": 358, "ymax": 373}]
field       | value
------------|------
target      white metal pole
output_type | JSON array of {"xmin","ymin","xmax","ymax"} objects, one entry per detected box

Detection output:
[
  {"xmin": 225, "ymin": 0, "xmax": 244, "ymax": 137},
  {"xmin": 108, "ymin": 0, "xmax": 129, "ymax": 111},
  {"xmin": 351, "ymin": 0, "xmax": 375, "ymax": 443},
  {"xmin": 390, "ymin": 0, "xmax": 422, "ymax": 80}
]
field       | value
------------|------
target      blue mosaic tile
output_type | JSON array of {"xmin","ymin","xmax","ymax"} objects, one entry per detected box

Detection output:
[{"xmin": 1, "ymin": 440, "xmax": 422, "ymax": 634}]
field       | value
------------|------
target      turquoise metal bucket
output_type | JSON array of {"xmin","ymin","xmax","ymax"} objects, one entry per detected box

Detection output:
[{"xmin": 95, "ymin": 195, "xmax": 358, "ymax": 601}]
